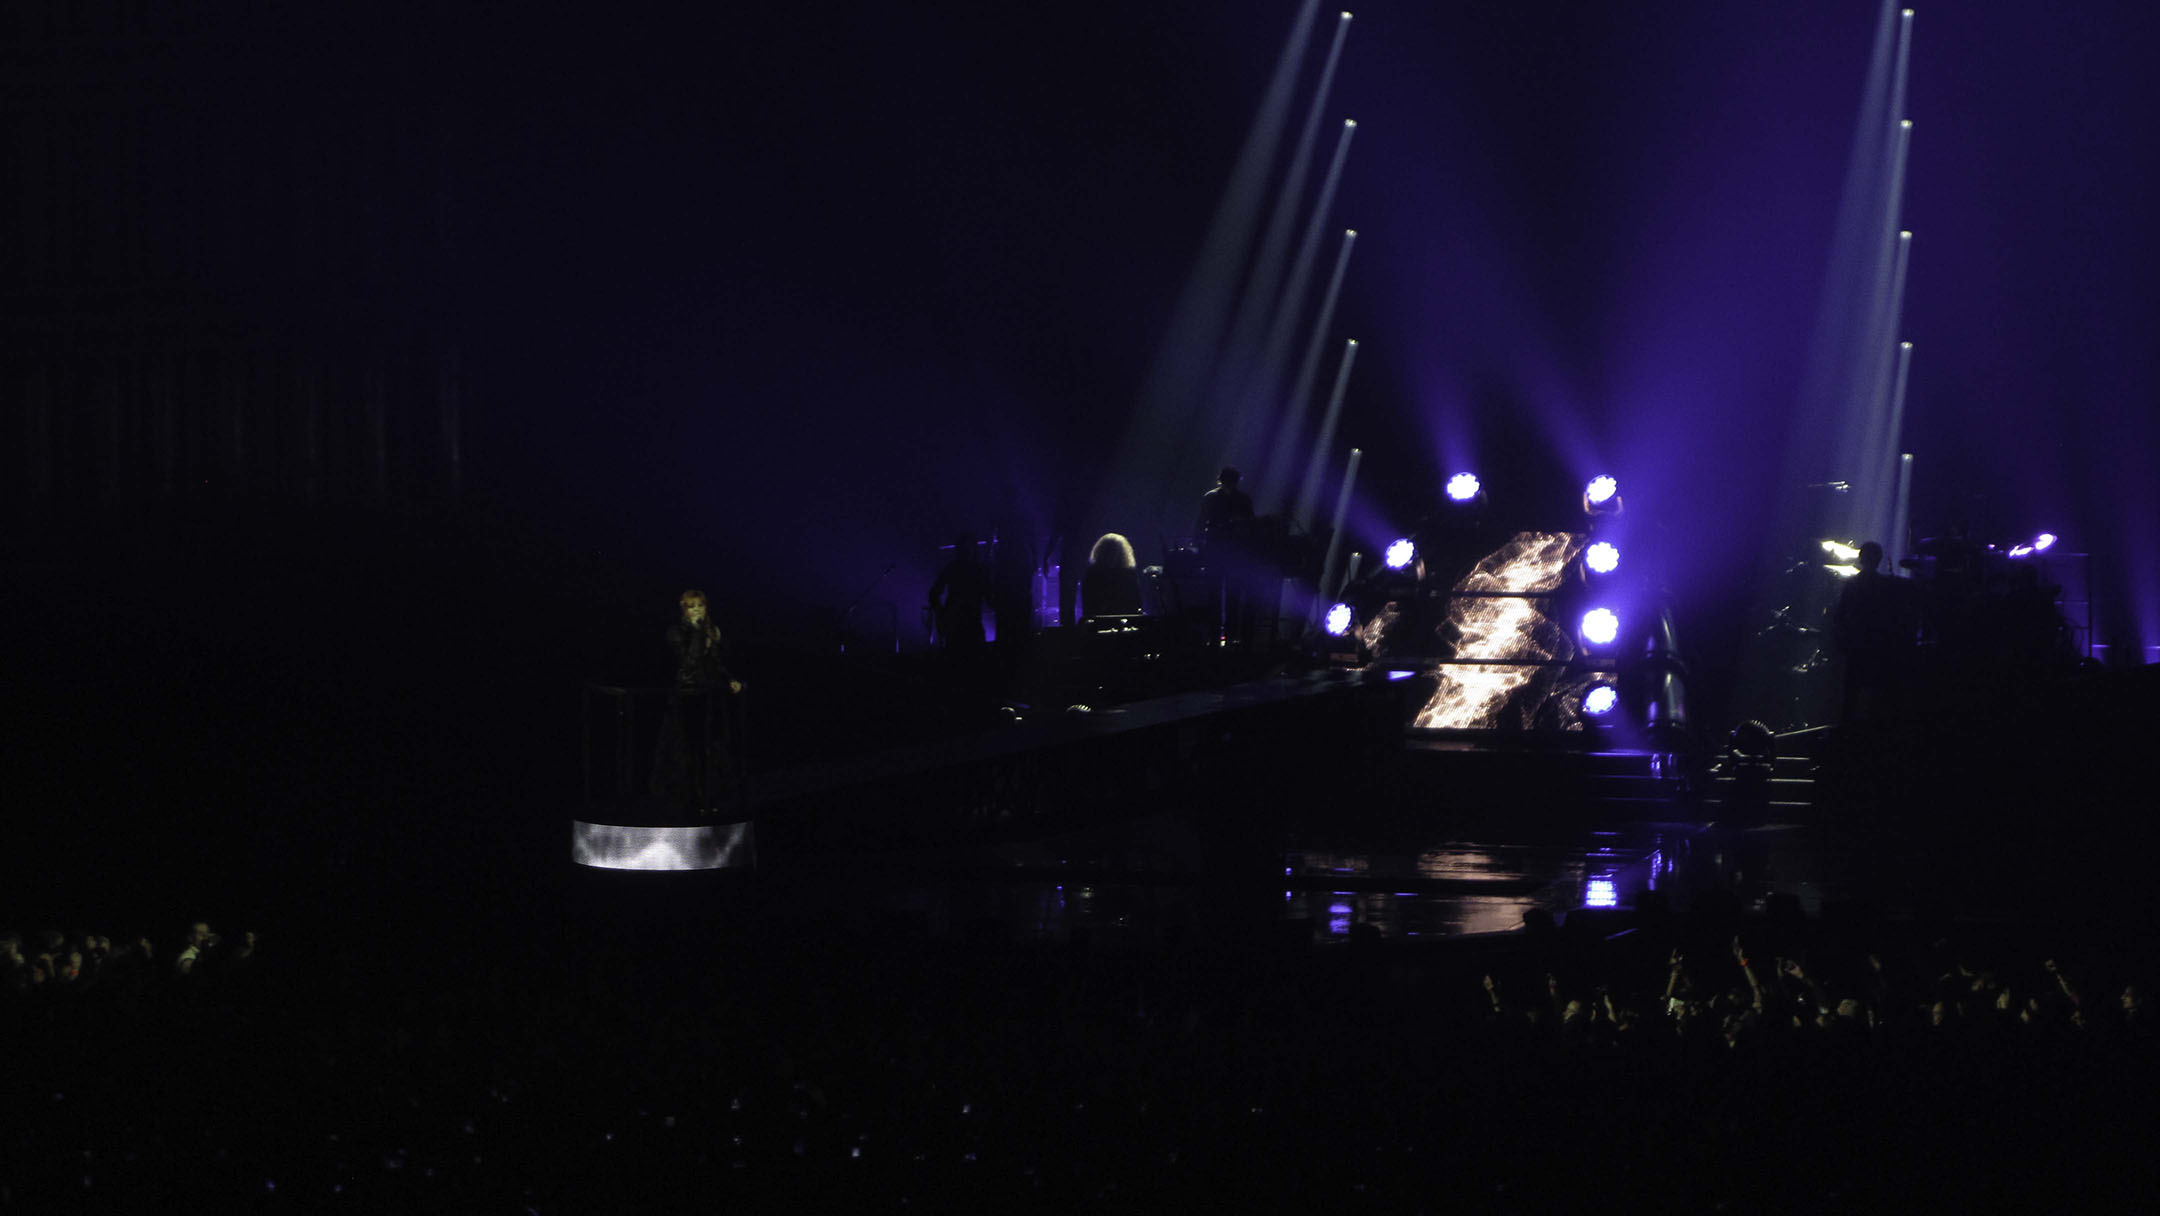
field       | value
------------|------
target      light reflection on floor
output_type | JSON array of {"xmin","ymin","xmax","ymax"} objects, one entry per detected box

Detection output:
[
  {"xmin": 849, "ymin": 824, "xmax": 1759, "ymax": 944},
  {"xmin": 1290, "ymin": 843, "xmax": 1590, "ymax": 939},
  {"xmin": 1285, "ymin": 889, "xmax": 1565, "ymax": 939},
  {"xmin": 1274, "ymin": 822, "xmax": 1842, "ymax": 942}
]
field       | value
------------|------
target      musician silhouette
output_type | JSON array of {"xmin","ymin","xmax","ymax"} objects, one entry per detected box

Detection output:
[
  {"xmin": 1833, "ymin": 542, "xmax": 1917, "ymax": 723},
  {"xmin": 1196, "ymin": 469, "xmax": 1261, "ymax": 645},
  {"xmin": 1081, "ymin": 533, "xmax": 1144, "ymax": 618},
  {"xmin": 1195, "ymin": 466, "xmax": 1254, "ymax": 551},
  {"xmin": 928, "ymin": 533, "xmax": 990, "ymax": 650}
]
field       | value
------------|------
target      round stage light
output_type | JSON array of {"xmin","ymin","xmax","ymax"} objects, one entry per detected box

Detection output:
[
  {"xmin": 1324, "ymin": 602, "xmax": 1354, "ymax": 636},
  {"xmin": 1580, "ymin": 607, "xmax": 1620, "ymax": 647},
  {"xmin": 1584, "ymin": 541, "xmax": 1619, "ymax": 574},
  {"xmin": 1584, "ymin": 475, "xmax": 1618, "ymax": 506},
  {"xmin": 1583, "ymin": 684, "xmax": 1619, "ymax": 716},
  {"xmin": 1445, "ymin": 472, "xmax": 1481, "ymax": 502},
  {"xmin": 1384, "ymin": 538, "xmax": 1416, "ymax": 570},
  {"xmin": 2034, "ymin": 532, "xmax": 2057, "ymax": 552}
]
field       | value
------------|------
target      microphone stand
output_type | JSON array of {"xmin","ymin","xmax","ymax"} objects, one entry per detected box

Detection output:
[{"xmin": 841, "ymin": 564, "xmax": 896, "ymax": 654}]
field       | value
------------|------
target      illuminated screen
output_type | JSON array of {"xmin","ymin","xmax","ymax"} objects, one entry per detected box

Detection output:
[
  {"xmin": 1411, "ymin": 532, "xmax": 1593, "ymax": 729},
  {"xmin": 1412, "ymin": 665, "xmax": 1602, "ymax": 731},
  {"xmin": 571, "ymin": 820, "xmax": 754, "ymax": 870},
  {"xmin": 1454, "ymin": 531, "xmax": 1584, "ymax": 595}
]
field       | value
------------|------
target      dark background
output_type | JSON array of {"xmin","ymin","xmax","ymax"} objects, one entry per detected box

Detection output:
[
  {"xmin": 453, "ymin": 0, "xmax": 2159, "ymax": 651},
  {"xmin": 11, "ymin": 1, "xmax": 2157, "ymax": 639},
  {"xmin": 477, "ymin": 0, "xmax": 2155, "ymax": 674},
  {"xmin": 5, "ymin": 0, "xmax": 2157, "ymax": 917}
]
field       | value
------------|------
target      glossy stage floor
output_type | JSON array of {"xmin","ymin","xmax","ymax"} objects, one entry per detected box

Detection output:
[{"xmin": 569, "ymin": 662, "xmax": 1862, "ymax": 945}]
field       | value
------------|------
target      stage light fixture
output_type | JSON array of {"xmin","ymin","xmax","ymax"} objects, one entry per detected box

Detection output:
[
  {"xmin": 2034, "ymin": 532, "xmax": 2057, "ymax": 552},
  {"xmin": 1584, "ymin": 541, "xmax": 1619, "ymax": 575},
  {"xmin": 1384, "ymin": 538, "xmax": 1416, "ymax": 569},
  {"xmin": 1445, "ymin": 472, "xmax": 1481, "ymax": 502},
  {"xmin": 1324, "ymin": 602, "xmax": 1354, "ymax": 636},
  {"xmin": 1583, "ymin": 876, "xmax": 1618, "ymax": 909},
  {"xmin": 1580, "ymin": 607, "xmax": 1619, "ymax": 647},
  {"xmin": 1584, "ymin": 475, "xmax": 1618, "ymax": 505},
  {"xmin": 2006, "ymin": 544, "xmax": 2034, "ymax": 559},
  {"xmin": 1583, "ymin": 684, "xmax": 1618, "ymax": 716}
]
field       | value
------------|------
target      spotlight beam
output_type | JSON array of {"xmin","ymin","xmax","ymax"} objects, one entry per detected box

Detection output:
[
  {"xmin": 1851, "ymin": 210, "xmax": 1911, "ymax": 537},
  {"xmin": 1889, "ymin": 452, "xmax": 1914, "ymax": 576},
  {"xmin": 1315, "ymin": 446, "xmax": 1362, "ymax": 623},
  {"xmin": 1212, "ymin": 16, "xmax": 1354, "ymax": 472},
  {"xmin": 1292, "ymin": 338, "xmax": 1360, "ymax": 529},
  {"xmin": 1865, "ymin": 339, "xmax": 1914, "ymax": 550},
  {"xmin": 1263, "ymin": 229, "xmax": 1358, "ymax": 508},
  {"xmin": 1840, "ymin": 121, "xmax": 1911, "ymax": 541},
  {"xmin": 1245, "ymin": 14, "xmax": 1353, "ymax": 352},
  {"xmin": 1891, "ymin": 8, "xmax": 1913, "ymax": 140},
  {"xmin": 1843, "ymin": 29, "xmax": 1913, "ymax": 519},
  {"xmin": 1774, "ymin": 0, "xmax": 1909, "ymax": 527},
  {"xmin": 1743, "ymin": 3, "xmax": 1920, "ymax": 727},
  {"xmin": 1094, "ymin": 0, "xmax": 1322, "ymax": 541},
  {"xmin": 1223, "ymin": 117, "xmax": 1360, "ymax": 473}
]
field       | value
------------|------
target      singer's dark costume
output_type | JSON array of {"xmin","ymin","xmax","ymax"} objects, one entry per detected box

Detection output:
[
  {"xmin": 653, "ymin": 622, "xmax": 738, "ymax": 811},
  {"xmin": 667, "ymin": 621, "xmax": 736, "ymax": 689}
]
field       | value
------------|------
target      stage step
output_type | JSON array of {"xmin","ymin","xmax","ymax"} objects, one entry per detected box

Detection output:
[{"xmin": 1698, "ymin": 760, "xmax": 1823, "ymax": 820}]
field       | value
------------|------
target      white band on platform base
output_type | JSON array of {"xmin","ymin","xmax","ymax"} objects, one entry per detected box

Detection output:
[{"xmin": 571, "ymin": 820, "xmax": 754, "ymax": 871}]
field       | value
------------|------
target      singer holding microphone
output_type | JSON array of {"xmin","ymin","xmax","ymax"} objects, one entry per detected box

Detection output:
[
  {"xmin": 654, "ymin": 589, "xmax": 744, "ymax": 815},
  {"xmin": 667, "ymin": 589, "xmax": 743, "ymax": 694}
]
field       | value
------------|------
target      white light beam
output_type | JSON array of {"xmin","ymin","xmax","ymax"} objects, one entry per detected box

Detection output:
[
  {"xmin": 1293, "ymin": 338, "xmax": 1360, "ymax": 528},
  {"xmin": 1262, "ymin": 229, "xmax": 1358, "ymax": 507}
]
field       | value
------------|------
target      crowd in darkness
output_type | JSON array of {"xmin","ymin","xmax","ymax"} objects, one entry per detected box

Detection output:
[
  {"xmin": 4, "ymin": 895, "xmax": 2155, "ymax": 1211},
  {"xmin": 1482, "ymin": 907, "xmax": 2150, "ymax": 1050},
  {"xmin": 2, "ymin": 921, "xmax": 256, "ymax": 1006}
]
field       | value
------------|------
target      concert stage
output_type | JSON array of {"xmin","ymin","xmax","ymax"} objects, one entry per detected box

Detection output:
[
  {"xmin": 574, "ymin": 666, "xmax": 1409, "ymax": 871},
  {"xmin": 566, "ymin": 645, "xmax": 2160, "ymax": 944},
  {"xmin": 569, "ymin": 652, "xmax": 1726, "ymax": 938}
]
